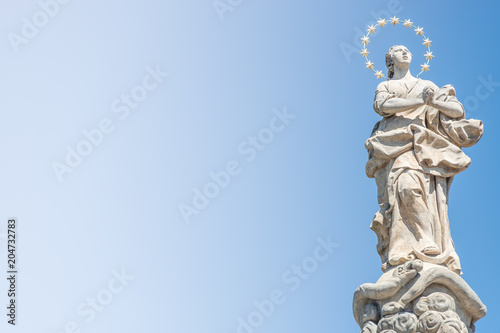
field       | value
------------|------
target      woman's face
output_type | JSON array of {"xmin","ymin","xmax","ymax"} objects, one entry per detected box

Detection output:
[{"xmin": 391, "ymin": 46, "xmax": 412, "ymax": 68}]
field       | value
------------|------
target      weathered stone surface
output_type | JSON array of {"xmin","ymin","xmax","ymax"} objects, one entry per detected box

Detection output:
[
  {"xmin": 353, "ymin": 261, "xmax": 486, "ymax": 332},
  {"xmin": 354, "ymin": 45, "xmax": 486, "ymax": 332}
]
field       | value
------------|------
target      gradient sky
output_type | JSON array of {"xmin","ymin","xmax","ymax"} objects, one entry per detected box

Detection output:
[{"xmin": 0, "ymin": 0, "xmax": 498, "ymax": 332}]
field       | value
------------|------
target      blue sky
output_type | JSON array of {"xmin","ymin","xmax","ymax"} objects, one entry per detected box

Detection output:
[{"xmin": 0, "ymin": 0, "xmax": 498, "ymax": 332}]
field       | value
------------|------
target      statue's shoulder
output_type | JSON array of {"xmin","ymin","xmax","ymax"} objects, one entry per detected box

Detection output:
[
  {"xmin": 418, "ymin": 78, "xmax": 439, "ymax": 89},
  {"xmin": 375, "ymin": 80, "xmax": 390, "ymax": 92}
]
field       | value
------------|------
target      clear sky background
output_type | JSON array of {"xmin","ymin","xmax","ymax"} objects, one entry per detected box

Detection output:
[{"xmin": 0, "ymin": 0, "xmax": 498, "ymax": 332}]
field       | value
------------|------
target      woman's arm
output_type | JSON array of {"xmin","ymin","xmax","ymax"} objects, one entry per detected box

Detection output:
[
  {"xmin": 373, "ymin": 82, "xmax": 426, "ymax": 117},
  {"xmin": 376, "ymin": 98, "xmax": 426, "ymax": 116},
  {"xmin": 422, "ymin": 87, "xmax": 464, "ymax": 119},
  {"xmin": 427, "ymin": 98, "xmax": 464, "ymax": 119}
]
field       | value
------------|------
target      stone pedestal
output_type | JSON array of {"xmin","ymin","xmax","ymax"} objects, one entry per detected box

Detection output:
[{"xmin": 353, "ymin": 261, "xmax": 486, "ymax": 333}]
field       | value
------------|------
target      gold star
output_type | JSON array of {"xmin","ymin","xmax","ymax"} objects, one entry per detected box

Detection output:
[
  {"xmin": 414, "ymin": 27, "xmax": 424, "ymax": 36},
  {"xmin": 423, "ymin": 38, "xmax": 432, "ymax": 47},
  {"xmin": 366, "ymin": 61, "xmax": 374, "ymax": 69},
  {"xmin": 424, "ymin": 51, "xmax": 434, "ymax": 60},
  {"xmin": 360, "ymin": 49, "xmax": 369, "ymax": 57},
  {"xmin": 367, "ymin": 25, "xmax": 376, "ymax": 34},
  {"xmin": 377, "ymin": 18, "xmax": 387, "ymax": 27},
  {"xmin": 390, "ymin": 16, "xmax": 399, "ymax": 25},
  {"xmin": 361, "ymin": 36, "xmax": 370, "ymax": 45},
  {"xmin": 403, "ymin": 19, "xmax": 413, "ymax": 28},
  {"xmin": 421, "ymin": 63, "xmax": 430, "ymax": 72},
  {"xmin": 375, "ymin": 70, "xmax": 384, "ymax": 79}
]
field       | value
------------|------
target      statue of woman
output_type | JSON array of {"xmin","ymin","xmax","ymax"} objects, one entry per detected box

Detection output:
[{"xmin": 365, "ymin": 45, "xmax": 483, "ymax": 274}]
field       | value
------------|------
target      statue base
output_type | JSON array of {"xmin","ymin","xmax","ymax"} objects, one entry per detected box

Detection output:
[{"xmin": 353, "ymin": 261, "xmax": 486, "ymax": 333}]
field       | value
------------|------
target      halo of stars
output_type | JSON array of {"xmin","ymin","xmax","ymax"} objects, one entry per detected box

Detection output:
[{"xmin": 360, "ymin": 17, "xmax": 434, "ymax": 80}]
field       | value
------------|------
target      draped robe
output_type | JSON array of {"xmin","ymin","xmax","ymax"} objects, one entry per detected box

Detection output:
[{"xmin": 365, "ymin": 79, "xmax": 483, "ymax": 274}]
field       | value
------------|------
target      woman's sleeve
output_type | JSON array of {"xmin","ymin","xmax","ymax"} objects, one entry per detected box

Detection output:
[
  {"xmin": 445, "ymin": 95, "xmax": 465, "ymax": 119},
  {"xmin": 373, "ymin": 83, "xmax": 395, "ymax": 117}
]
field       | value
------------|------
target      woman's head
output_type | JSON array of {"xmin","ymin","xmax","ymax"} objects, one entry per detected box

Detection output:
[{"xmin": 385, "ymin": 45, "xmax": 412, "ymax": 79}]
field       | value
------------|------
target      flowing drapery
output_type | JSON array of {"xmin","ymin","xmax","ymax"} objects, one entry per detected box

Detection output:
[{"xmin": 365, "ymin": 80, "xmax": 483, "ymax": 274}]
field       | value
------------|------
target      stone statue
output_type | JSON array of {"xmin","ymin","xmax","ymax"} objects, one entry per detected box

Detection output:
[
  {"xmin": 365, "ymin": 45, "xmax": 483, "ymax": 274},
  {"xmin": 353, "ymin": 44, "xmax": 486, "ymax": 333}
]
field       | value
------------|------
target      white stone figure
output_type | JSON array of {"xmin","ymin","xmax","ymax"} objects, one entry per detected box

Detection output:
[
  {"xmin": 365, "ymin": 45, "xmax": 483, "ymax": 274},
  {"xmin": 354, "ymin": 40, "xmax": 486, "ymax": 333}
]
